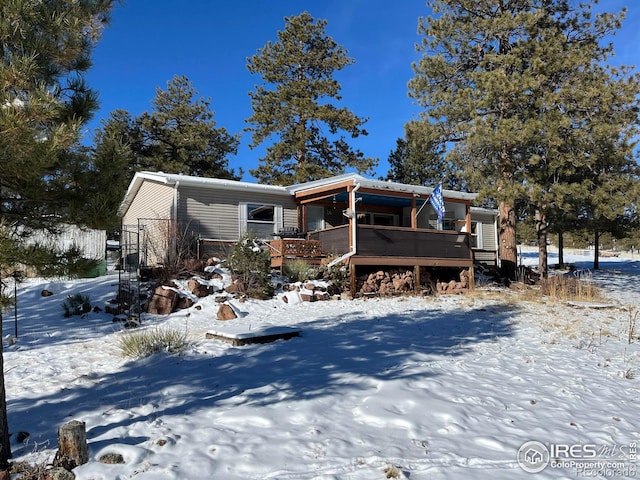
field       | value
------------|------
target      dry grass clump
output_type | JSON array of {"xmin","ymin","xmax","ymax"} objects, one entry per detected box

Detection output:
[
  {"xmin": 118, "ymin": 327, "xmax": 193, "ymax": 358},
  {"xmin": 283, "ymin": 259, "xmax": 317, "ymax": 283},
  {"xmin": 539, "ymin": 274, "xmax": 603, "ymax": 302}
]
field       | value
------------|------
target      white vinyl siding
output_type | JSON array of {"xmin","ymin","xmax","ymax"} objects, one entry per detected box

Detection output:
[
  {"xmin": 470, "ymin": 211, "xmax": 498, "ymax": 251},
  {"xmin": 122, "ymin": 181, "xmax": 174, "ymax": 227},
  {"xmin": 178, "ymin": 185, "xmax": 296, "ymax": 242}
]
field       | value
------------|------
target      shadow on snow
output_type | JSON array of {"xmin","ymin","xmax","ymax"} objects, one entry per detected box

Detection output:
[{"xmin": 6, "ymin": 297, "xmax": 519, "ymax": 456}]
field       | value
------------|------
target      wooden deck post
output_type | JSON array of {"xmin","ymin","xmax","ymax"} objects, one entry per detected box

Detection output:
[
  {"xmin": 414, "ymin": 265, "xmax": 421, "ymax": 293},
  {"xmin": 411, "ymin": 196, "xmax": 417, "ymax": 230},
  {"xmin": 350, "ymin": 262, "xmax": 357, "ymax": 298},
  {"xmin": 300, "ymin": 204, "xmax": 307, "ymax": 233}
]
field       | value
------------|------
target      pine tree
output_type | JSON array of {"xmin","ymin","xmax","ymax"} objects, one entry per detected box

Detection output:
[
  {"xmin": 246, "ymin": 12, "xmax": 376, "ymax": 185},
  {"xmin": 386, "ymin": 120, "xmax": 467, "ymax": 191},
  {"xmin": 0, "ymin": 0, "xmax": 116, "ymax": 471},
  {"xmin": 409, "ymin": 0, "xmax": 639, "ymax": 278},
  {"xmin": 138, "ymin": 75, "xmax": 241, "ymax": 178},
  {"xmin": 88, "ymin": 78, "xmax": 242, "ymax": 231}
]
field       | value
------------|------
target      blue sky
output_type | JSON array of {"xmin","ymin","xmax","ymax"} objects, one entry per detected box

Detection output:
[{"xmin": 84, "ymin": 0, "xmax": 640, "ymax": 182}]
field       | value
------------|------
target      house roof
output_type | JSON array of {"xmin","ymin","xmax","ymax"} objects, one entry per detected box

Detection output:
[
  {"xmin": 119, "ymin": 171, "xmax": 481, "ymax": 217},
  {"xmin": 286, "ymin": 173, "xmax": 478, "ymax": 201},
  {"xmin": 118, "ymin": 171, "xmax": 290, "ymax": 216}
]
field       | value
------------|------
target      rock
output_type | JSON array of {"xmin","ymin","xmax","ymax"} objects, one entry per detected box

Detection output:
[
  {"xmin": 99, "ymin": 453, "xmax": 125, "ymax": 464},
  {"xmin": 188, "ymin": 278, "xmax": 213, "ymax": 297},
  {"xmin": 217, "ymin": 304, "xmax": 237, "ymax": 320},
  {"xmin": 104, "ymin": 303, "xmax": 121, "ymax": 315},
  {"xmin": 124, "ymin": 318, "xmax": 141, "ymax": 329},
  {"xmin": 46, "ymin": 467, "xmax": 75, "ymax": 480},
  {"xmin": 300, "ymin": 293, "xmax": 315, "ymax": 302},
  {"xmin": 225, "ymin": 281, "xmax": 245, "ymax": 294},
  {"xmin": 282, "ymin": 295, "xmax": 289, "ymax": 304},
  {"xmin": 314, "ymin": 292, "xmax": 330, "ymax": 301},
  {"xmin": 41, "ymin": 289, "xmax": 54, "ymax": 297},
  {"xmin": 146, "ymin": 287, "xmax": 178, "ymax": 315},
  {"xmin": 176, "ymin": 296, "xmax": 194, "ymax": 310}
]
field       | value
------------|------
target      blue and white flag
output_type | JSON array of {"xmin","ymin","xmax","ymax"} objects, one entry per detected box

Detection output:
[{"xmin": 429, "ymin": 182, "xmax": 445, "ymax": 221}]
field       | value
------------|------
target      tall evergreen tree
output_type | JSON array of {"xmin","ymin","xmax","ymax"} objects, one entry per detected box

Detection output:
[
  {"xmin": 88, "ymin": 78, "xmax": 242, "ymax": 232},
  {"xmin": 386, "ymin": 120, "xmax": 467, "ymax": 191},
  {"xmin": 138, "ymin": 75, "xmax": 241, "ymax": 178},
  {"xmin": 409, "ymin": 0, "xmax": 638, "ymax": 278},
  {"xmin": 0, "ymin": 0, "xmax": 116, "ymax": 472},
  {"xmin": 246, "ymin": 12, "xmax": 376, "ymax": 185}
]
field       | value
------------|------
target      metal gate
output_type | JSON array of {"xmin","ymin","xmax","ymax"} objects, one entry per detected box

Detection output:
[{"xmin": 119, "ymin": 218, "xmax": 200, "ymax": 320}]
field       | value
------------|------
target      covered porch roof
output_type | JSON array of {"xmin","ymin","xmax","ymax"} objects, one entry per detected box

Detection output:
[{"xmin": 286, "ymin": 173, "xmax": 478, "ymax": 204}]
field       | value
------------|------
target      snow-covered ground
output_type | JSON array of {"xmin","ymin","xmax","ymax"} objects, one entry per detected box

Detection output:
[{"xmin": 4, "ymin": 249, "xmax": 640, "ymax": 479}]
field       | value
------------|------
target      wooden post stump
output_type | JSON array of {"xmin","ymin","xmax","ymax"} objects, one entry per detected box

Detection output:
[{"xmin": 53, "ymin": 420, "xmax": 88, "ymax": 471}]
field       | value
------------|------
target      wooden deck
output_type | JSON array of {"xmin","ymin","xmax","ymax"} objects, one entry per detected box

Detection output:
[{"xmin": 309, "ymin": 224, "xmax": 474, "ymax": 267}]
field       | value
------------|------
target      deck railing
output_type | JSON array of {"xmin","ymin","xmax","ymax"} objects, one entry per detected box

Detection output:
[
  {"xmin": 269, "ymin": 238, "xmax": 323, "ymax": 268},
  {"xmin": 310, "ymin": 224, "xmax": 473, "ymax": 261},
  {"xmin": 356, "ymin": 225, "xmax": 471, "ymax": 259}
]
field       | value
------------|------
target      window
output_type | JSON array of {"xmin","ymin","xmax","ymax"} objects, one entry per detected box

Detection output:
[
  {"xmin": 306, "ymin": 205, "xmax": 324, "ymax": 231},
  {"xmin": 356, "ymin": 212, "xmax": 399, "ymax": 226},
  {"xmin": 239, "ymin": 203, "xmax": 283, "ymax": 239},
  {"xmin": 470, "ymin": 221, "xmax": 481, "ymax": 248}
]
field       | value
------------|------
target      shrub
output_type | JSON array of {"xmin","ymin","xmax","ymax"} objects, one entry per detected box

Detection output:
[
  {"xmin": 62, "ymin": 293, "xmax": 91, "ymax": 318},
  {"xmin": 118, "ymin": 327, "xmax": 193, "ymax": 358},
  {"xmin": 227, "ymin": 232, "xmax": 274, "ymax": 299},
  {"xmin": 319, "ymin": 263, "xmax": 349, "ymax": 294},
  {"xmin": 283, "ymin": 259, "xmax": 317, "ymax": 283}
]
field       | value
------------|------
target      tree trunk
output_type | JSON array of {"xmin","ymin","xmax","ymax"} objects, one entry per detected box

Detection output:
[
  {"xmin": 0, "ymin": 310, "xmax": 12, "ymax": 473},
  {"xmin": 594, "ymin": 230, "xmax": 600, "ymax": 270},
  {"xmin": 53, "ymin": 420, "xmax": 88, "ymax": 470},
  {"xmin": 557, "ymin": 232, "xmax": 564, "ymax": 269},
  {"xmin": 535, "ymin": 208, "xmax": 548, "ymax": 279},
  {"xmin": 498, "ymin": 200, "xmax": 517, "ymax": 279}
]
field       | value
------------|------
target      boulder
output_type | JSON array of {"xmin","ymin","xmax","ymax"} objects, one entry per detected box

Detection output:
[
  {"xmin": 147, "ymin": 287, "xmax": 178, "ymax": 315},
  {"xmin": 176, "ymin": 296, "xmax": 194, "ymax": 310},
  {"xmin": 217, "ymin": 304, "xmax": 237, "ymax": 321},
  {"xmin": 104, "ymin": 303, "xmax": 122, "ymax": 315},
  {"xmin": 188, "ymin": 278, "xmax": 213, "ymax": 298},
  {"xmin": 41, "ymin": 289, "xmax": 54, "ymax": 297},
  {"xmin": 300, "ymin": 293, "xmax": 315, "ymax": 302},
  {"xmin": 314, "ymin": 291, "xmax": 330, "ymax": 301},
  {"xmin": 46, "ymin": 467, "xmax": 75, "ymax": 480},
  {"xmin": 225, "ymin": 281, "xmax": 245, "ymax": 294},
  {"xmin": 99, "ymin": 453, "xmax": 125, "ymax": 464}
]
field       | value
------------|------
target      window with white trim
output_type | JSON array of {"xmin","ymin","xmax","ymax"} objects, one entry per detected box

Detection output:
[
  {"xmin": 470, "ymin": 221, "xmax": 481, "ymax": 248},
  {"xmin": 239, "ymin": 203, "xmax": 283, "ymax": 239}
]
